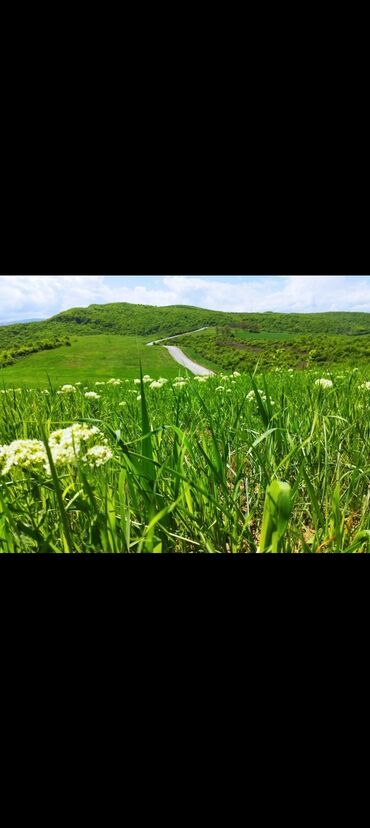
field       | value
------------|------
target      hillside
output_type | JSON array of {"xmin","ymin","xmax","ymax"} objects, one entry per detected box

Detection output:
[
  {"xmin": 168, "ymin": 327, "xmax": 370, "ymax": 371},
  {"xmin": 2, "ymin": 302, "xmax": 370, "ymax": 348},
  {"xmin": 2, "ymin": 303, "xmax": 370, "ymax": 375}
]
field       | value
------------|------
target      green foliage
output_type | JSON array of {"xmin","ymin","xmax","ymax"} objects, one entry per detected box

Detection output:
[
  {"xmin": 1, "ymin": 302, "xmax": 370, "ymax": 552},
  {"xmin": 172, "ymin": 327, "xmax": 370, "ymax": 372},
  {"xmin": 259, "ymin": 480, "xmax": 292, "ymax": 552},
  {"xmin": 1, "ymin": 367, "xmax": 370, "ymax": 552},
  {"xmin": 0, "ymin": 337, "xmax": 71, "ymax": 369}
]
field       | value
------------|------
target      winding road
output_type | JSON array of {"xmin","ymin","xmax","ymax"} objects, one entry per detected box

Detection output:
[{"xmin": 146, "ymin": 327, "xmax": 214, "ymax": 376}]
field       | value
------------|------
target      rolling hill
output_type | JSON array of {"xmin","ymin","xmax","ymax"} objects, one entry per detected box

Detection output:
[
  {"xmin": 2, "ymin": 302, "xmax": 370, "ymax": 382},
  {"xmin": 3, "ymin": 302, "xmax": 370, "ymax": 350}
]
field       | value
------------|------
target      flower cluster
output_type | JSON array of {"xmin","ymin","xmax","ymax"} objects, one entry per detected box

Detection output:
[
  {"xmin": 247, "ymin": 389, "xmax": 264, "ymax": 401},
  {"xmin": 0, "ymin": 439, "xmax": 47, "ymax": 476},
  {"xmin": 0, "ymin": 424, "xmax": 113, "ymax": 477},
  {"xmin": 82, "ymin": 445, "xmax": 113, "ymax": 468},
  {"xmin": 149, "ymin": 378, "xmax": 168, "ymax": 390},
  {"xmin": 315, "ymin": 378, "xmax": 333, "ymax": 389},
  {"xmin": 57, "ymin": 385, "xmax": 77, "ymax": 394},
  {"xmin": 133, "ymin": 375, "xmax": 154, "ymax": 386},
  {"xmin": 246, "ymin": 389, "xmax": 275, "ymax": 405},
  {"xmin": 359, "ymin": 381, "xmax": 370, "ymax": 390}
]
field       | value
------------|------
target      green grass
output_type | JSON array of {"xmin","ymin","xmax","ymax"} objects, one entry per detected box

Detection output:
[
  {"xmin": 2, "ymin": 365, "xmax": 370, "ymax": 552},
  {"xmin": 3, "ymin": 302, "xmax": 370, "ymax": 552},
  {"xmin": 0, "ymin": 335, "xmax": 187, "ymax": 387}
]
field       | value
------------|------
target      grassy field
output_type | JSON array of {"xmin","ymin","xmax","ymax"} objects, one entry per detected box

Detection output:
[
  {"xmin": 0, "ymin": 336, "xmax": 185, "ymax": 387},
  {"xmin": 2, "ymin": 364, "xmax": 370, "ymax": 552},
  {"xmin": 2, "ymin": 304, "xmax": 370, "ymax": 552}
]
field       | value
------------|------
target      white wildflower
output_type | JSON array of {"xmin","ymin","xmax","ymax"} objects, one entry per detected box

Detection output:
[
  {"xmin": 82, "ymin": 445, "xmax": 113, "ymax": 468},
  {"xmin": 246, "ymin": 389, "xmax": 266, "ymax": 402},
  {"xmin": 84, "ymin": 391, "xmax": 100, "ymax": 399},
  {"xmin": 359, "ymin": 381, "xmax": 370, "ymax": 390},
  {"xmin": 47, "ymin": 424, "xmax": 102, "ymax": 470},
  {"xmin": 0, "ymin": 424, "xmax": 110, "ymax": 477},
  {"xmin": 315, "ymin": 378, "xmax": 333, "ymax": 388},
  {"xmin": 0, "ymin": 439, "xmax": 47, "ymax": 476},
  {"xmin": 57, "ymin": 384, "xmax": 77, "ymax": 394}
]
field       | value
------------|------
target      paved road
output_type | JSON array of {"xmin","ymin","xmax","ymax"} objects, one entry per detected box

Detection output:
[
  {"xmin": 163, "ymin": 345, "xmax": 214, "ymax": 376},
  {"xmin": 146, "ymin": 327, "xmax": 210, "ymax": 347}
]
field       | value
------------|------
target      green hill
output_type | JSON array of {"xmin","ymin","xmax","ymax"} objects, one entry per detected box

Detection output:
[
  {"xmin": 3, "ymin": 303, "xmax": 370, "ymax": 352},
  {"xmin": 2, "ymin": 302, "xmax": 370, "ymax": 379}
]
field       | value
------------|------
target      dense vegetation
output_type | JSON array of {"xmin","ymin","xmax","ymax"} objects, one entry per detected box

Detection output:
[
  {"xmin": 2, "ymin": 367, "xmax": 370, "ymax": 552},
  {"xmin": 0, "ymin": 337, "xmax": 71, "ymax": 369},
  {"xmin": 166, "ymin": 327, "xmax": 370, "ymax": 371}
]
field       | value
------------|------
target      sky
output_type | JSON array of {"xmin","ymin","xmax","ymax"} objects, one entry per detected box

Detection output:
[{"xmin": 1, "ymin": 275, "xmax": 370, "ymax": 322}]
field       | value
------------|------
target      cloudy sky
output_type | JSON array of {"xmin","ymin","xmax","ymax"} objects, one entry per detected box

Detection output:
[{"xmin": 0, "ymin": 275, "xmax": 370, "ymax": 322}]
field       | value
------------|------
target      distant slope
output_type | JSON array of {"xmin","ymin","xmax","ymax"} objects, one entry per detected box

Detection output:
[{"xmin": 0, "ymin": 317, "xmax": 44, "ymax": 325}]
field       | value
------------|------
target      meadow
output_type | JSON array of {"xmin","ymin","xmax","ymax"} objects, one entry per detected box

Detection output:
[
  {"xmin": 2, "ymin": 361, "xmax": 370, "ymax": 552},
  {"xmin": 0, "ymin": 335, "xmax": 183, "ymax": 386}
]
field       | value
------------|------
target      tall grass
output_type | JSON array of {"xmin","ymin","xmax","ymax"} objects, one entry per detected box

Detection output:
[{"xmin": 1, "ymin": 366, "xmax": 370, "ymax": 552}]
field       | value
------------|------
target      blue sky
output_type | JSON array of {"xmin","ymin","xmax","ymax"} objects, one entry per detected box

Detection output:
[{"xmin": 1, "ymin": 275, "xmax": 370, "ymax": 322}]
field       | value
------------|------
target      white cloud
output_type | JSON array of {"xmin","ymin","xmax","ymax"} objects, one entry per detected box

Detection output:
[{"xmin": 0, "ymin": 275, "xmax": 370, "ymax": 322}]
